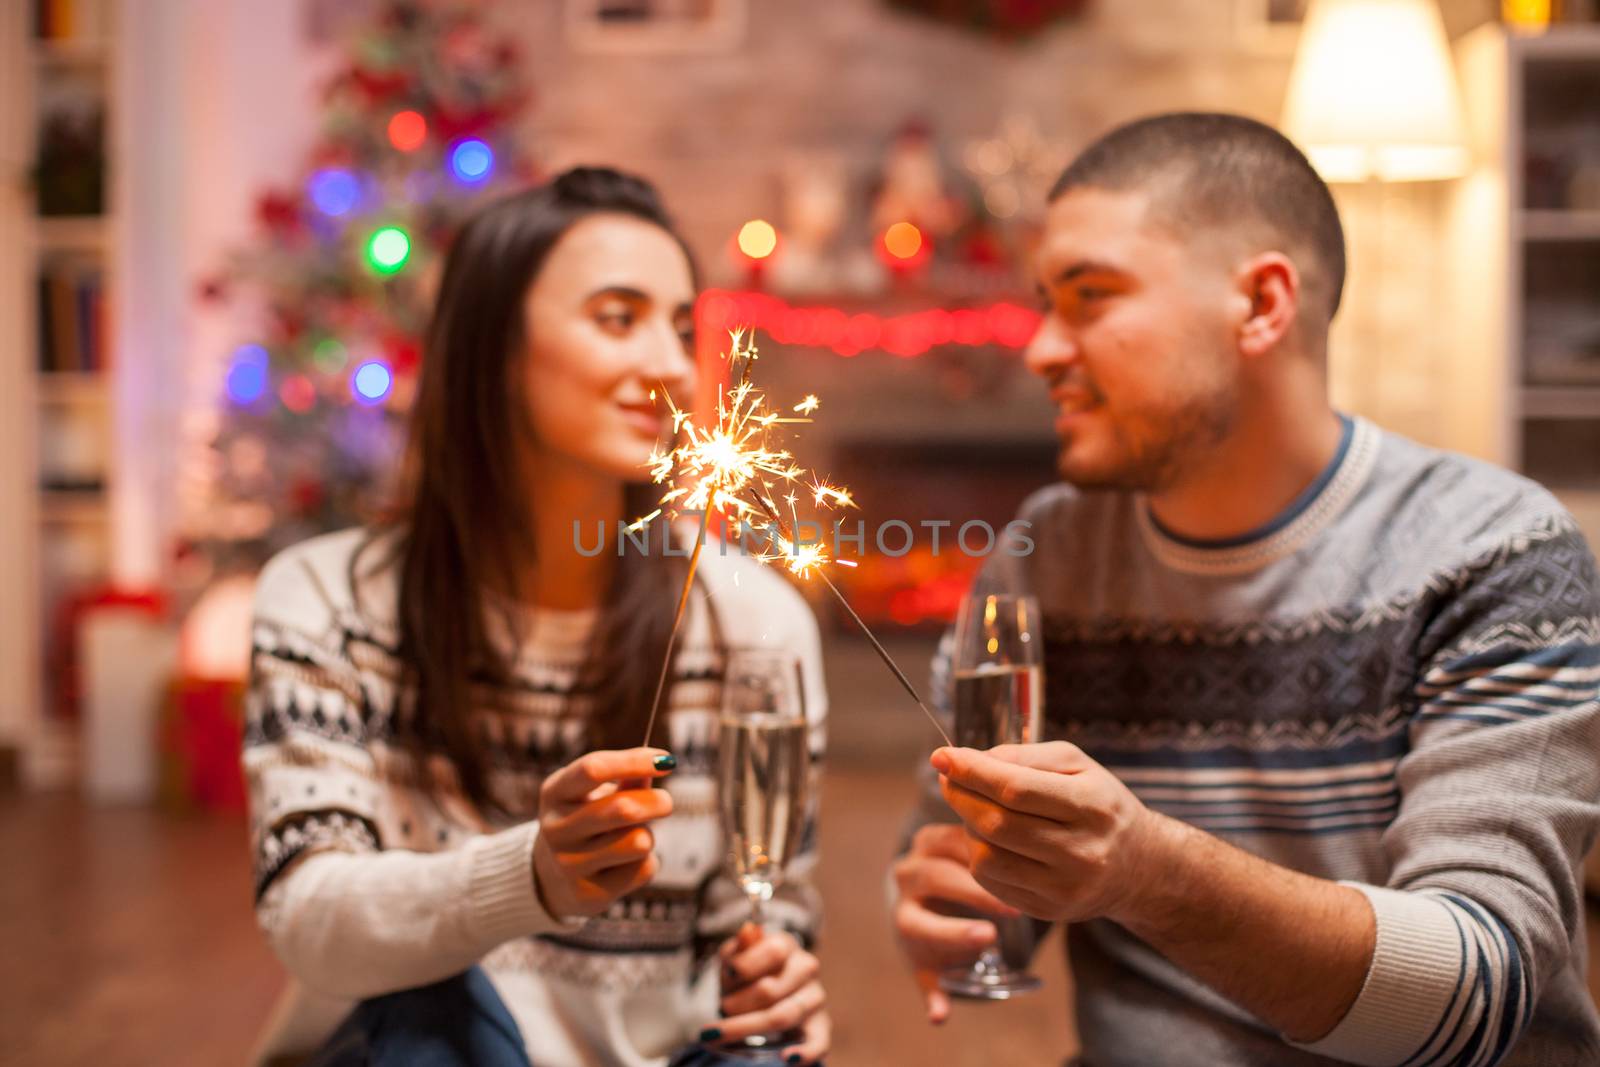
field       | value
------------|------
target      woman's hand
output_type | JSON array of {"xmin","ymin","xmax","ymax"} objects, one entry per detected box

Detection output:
[
  {"xmin": 532, "ymin": 748, "xmax": 677, "ymax": 920},
  {"xmin": 891, "ymin": 822, "xmax": 1021, "ymax": 1024},
  {"xmin": 709, "ymin": 923, "xmax": 831, "ymax": 1065}
]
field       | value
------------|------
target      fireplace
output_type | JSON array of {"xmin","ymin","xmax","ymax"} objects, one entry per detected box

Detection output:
[{"xmin": 726, "ymin": 309, "xmax": 1060, "ymax": 632}]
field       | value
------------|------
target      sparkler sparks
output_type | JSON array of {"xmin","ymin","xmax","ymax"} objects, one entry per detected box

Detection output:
[
  {"xmin": 637, "ymin": 328, "xmax": 953, "ymax": 749},
  {"xmin": 644, "ymin": 331, "xmax": 855, "ymax": 579}
]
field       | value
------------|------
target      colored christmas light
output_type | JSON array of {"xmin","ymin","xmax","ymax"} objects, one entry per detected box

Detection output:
[
  {"xmin": 308, "ymin": 168, "xmax": 361, "ymax": 217},
  {"xmin": 882, "ymin": 221, "xmax": 924, "ymax": 260},
  {"xmin": 387, "ymin": 110, "xmax": 427, "ymax": 152},
  {"xmin": 448, "ymin": 138, "xmax": 494, "ymax": 183},
  {"xmin": 225, "ymin": 344, "xmax": 269, "ymax": 404},
  {"xmin": 365, "ymin": 226, "xmax": 411, "ymax": 273},
  {"xmin": 280, "ymin": 374, "xmax": 316, "ymax": 413},
  {"xmin": 313, "ymin": 338, "xmax": 348, "ymax": 373},
  {"xmin": 352, "ymin": 359, "xmax": 393, "ymax": 404},
  {"xmin": 736, "ymin": 219, "xmax": 779, "ymax": 260}
]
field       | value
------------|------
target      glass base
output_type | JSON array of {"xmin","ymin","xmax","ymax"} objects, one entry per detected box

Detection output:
[
  {"xmin": 702, "ymin": 1029, "xmax": 806, "ymax": 1063},
  {"xmin": 938, "ymin": 965, "xmax": 1042, "ymax": 1000}
]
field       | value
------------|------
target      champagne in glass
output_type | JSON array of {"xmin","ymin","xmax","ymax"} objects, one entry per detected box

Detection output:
[
  {"xmin": 940, "ymin": 593, "xmax": 1046, "ymax": 1000},
  {"xmin": 952, "ymin": 664, "xmax": 1041, "ymax": 751},
  {"xmin": 720, "ymin": 712, "xmax": 809, "ymax": 911},
  {"xmin": 711, "ymin": 649, "xmax": 811, "ymax": 1062}
]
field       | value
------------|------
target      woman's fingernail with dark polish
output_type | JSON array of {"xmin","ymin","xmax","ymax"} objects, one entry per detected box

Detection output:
[
  {"xmin": 653, "ymin": 753, "xmax": 677, "ymax": 772},
  {"xmin": 787, "ymin": 1055, "xmax": 803, "ymax": 1065},
  {"xmin": 699, "ymin": 1028, "xmax": 721, "ymax": 1042}
]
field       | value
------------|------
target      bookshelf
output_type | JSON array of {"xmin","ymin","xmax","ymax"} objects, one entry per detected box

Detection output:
[
  {"xmin": 1446, "ymin": 23, "xmax": 1600, "ymax": 548},
  {"xmin": 0, "ymin": 0, "xmax": 117, "ymax": 788}
]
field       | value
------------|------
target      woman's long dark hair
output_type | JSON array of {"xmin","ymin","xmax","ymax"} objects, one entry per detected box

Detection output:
[{"xmin": 363, "ymin": 167, "xmax": 696, "ymax": 815}]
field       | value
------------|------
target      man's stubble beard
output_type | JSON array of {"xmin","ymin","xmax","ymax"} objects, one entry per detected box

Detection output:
[{"xmin": 1055, "ymin": 387, "xmax": 1237, "ymax": 493}]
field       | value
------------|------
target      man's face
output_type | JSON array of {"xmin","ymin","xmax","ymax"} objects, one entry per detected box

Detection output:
[{"xmin": 1025, "ymin": 187, "xmax": 1241, "ymax": 492}]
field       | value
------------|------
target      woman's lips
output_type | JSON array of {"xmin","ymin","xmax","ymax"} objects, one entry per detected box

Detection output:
[{"xmin": 617, "ymin": 403, "xmax": 665, "ymax": 437}]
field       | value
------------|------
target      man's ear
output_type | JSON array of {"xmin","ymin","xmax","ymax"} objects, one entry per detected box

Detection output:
[{"xmin": 1234, "ymin": 252, "xmax": 1300, "ymax": 359}]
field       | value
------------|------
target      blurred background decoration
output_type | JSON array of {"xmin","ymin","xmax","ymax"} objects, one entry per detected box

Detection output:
[
  {"xmin": 186, "ymin": 0, "xmax": 535, "ymax": 578},
  {"xmin": 885, "ymin": 0, "xmax": 1092, "ymax": 40}
]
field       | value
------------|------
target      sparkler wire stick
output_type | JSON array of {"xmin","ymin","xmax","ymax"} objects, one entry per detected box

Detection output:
[
  {"xmin": 743, "ymin": 489, "xmax": 953, "ymax": 748},
  {"xmin": 641, "ymin": 486, "xmax": 716, "ymax": 749}
]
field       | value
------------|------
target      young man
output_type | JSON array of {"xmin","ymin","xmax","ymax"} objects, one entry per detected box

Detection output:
[{"xmin": 893, "ymin": 112, "xmax": 1600, "ymax": 1066}]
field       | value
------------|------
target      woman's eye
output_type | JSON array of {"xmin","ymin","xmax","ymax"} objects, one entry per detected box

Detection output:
[
  {"xmin": 1077, "ymin": 287, "xmax": 1110, "ymax": 302},
  {"xmin": 596, "ymin": 309, "xmax": 635, "ymax": 332},
  {"xmin": 676, "ymin": 325, "xmax": 696, "ymax": 348}
]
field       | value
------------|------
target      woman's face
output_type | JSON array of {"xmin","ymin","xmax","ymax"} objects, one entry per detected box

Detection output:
[{"xmin": 521, "ymin": 213, "xmax": 697, "ymax": 484}]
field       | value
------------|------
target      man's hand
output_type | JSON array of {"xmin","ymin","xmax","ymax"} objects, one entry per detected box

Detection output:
[
  {"xmin": 532, "ymin": 748, "xmax": 677, "ymax": 920},
  {"xmin": 931, "ymin": 742, "xmax": 1161, "ymax": 924},
  {"xmin": 891, "ymin": 822, "xmax": 1025, "ymax": 1024},
  {"xmin": 710, "ymin": 923, "xmax": 831, "ymax": 1064}
]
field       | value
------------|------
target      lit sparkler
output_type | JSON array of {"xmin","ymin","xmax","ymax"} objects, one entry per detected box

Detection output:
[{"xmin": 638, "ymin": 329, "xmax": 952, "ymax": 748}]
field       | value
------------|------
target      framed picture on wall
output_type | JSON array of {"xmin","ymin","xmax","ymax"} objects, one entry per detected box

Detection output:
[
  {"xmin": 1235, "ymin": 0, "xmax": 1310, "ymax": 48},
  {"xmin": 565, "ymin": 0, "xmax": 746, "ymax": 54}
]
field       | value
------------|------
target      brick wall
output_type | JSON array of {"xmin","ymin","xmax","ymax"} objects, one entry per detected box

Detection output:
[{"xmin": 508, "ymin": 0, "xmax": 1500, "ymax": 449}]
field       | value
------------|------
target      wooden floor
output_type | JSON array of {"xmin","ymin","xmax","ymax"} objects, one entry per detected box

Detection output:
[{"xmin": 1, "ymin": 771, "xmax": 1597, "ymax": 1066}]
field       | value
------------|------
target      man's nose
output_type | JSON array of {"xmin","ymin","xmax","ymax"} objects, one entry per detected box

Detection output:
[{"xmin": 1023, "ymin": 315, "xmax": 1078, "ymax": 380}]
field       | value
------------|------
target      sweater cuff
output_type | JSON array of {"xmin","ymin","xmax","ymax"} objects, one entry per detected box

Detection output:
[
  {"xmin": 1288, "ymin": 882, "xmax": 1464, "ymax": 1067},
  {"xmin": 466, "ymin": 822, "xmax": 585, "ymax": 943}
]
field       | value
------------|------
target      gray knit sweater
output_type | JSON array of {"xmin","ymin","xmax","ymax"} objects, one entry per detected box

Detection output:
[{"xmin": 910, "ymin": 416, "xmax": 1600, "ymax": 1066}]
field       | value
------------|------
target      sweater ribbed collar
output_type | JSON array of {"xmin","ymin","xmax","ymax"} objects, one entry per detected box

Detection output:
[{"xmin": 1135, "ymin": 415, "xmax": 1380, "ymax": 576}]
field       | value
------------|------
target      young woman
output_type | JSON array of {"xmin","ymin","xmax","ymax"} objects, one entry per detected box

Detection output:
[{"xmin": 244, "ymin": 168, "xmax": 830, "ymax": 1066}]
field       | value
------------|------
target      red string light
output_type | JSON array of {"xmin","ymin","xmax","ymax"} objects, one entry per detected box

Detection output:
[
  {"xmin": 387, "ymin": 110, "xmax": 428, "ymax": 152},
  {"xmin": 696, "ymin": 289, "xmax": 1040, "ymax": 359}
]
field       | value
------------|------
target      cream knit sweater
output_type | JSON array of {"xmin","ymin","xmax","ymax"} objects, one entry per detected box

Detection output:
[{"xmin": 245, "ymin": 527, "xmax": 827, "ymax": 1067}]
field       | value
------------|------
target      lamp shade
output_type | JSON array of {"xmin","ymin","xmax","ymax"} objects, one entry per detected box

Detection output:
[{"xmin": 1282, "ymin": 0, "xmax": 1468, "ymax": 182}]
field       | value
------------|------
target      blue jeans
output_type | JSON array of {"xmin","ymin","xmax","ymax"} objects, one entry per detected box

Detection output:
[
  {"xmin": 306, "ymin": 967, "xmax": 808, "ymax": 1067},
  {"xmin": 307, "ymin": 968, "xmax": 530, "ymax": 1067}
]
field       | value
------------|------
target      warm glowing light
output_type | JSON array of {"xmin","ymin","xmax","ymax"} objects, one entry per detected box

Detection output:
[
  {"xmin": 693, "ymin": 290, "xmax": 1041, "ymax": 360},
  {"xmin": 387, "ymin": 110, "xmax": 427, "ymax": 151},
  {"xmin": 1282, "ymin": 0, "xmax": 1468, "ymax": 182},
  {"xmin": 1501, "ymin": 0, "xmax": 1551, "ymax": 31},
  {"xmin": 737, "ymin": 219, "xmax": 779, "ymax": 260},
  {"xmin": 793, "ymin": 395, "xmax": 820, "ymax": 416},
  {"xmin": 882, "ymin": 221, "xmax": 924, "ymax": 260}
]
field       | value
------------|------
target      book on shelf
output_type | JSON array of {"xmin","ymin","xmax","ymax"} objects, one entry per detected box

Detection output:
[
  {"xmin": 33, "ymin": 0, "xmax": 107, "ymax": 42},
  {"xmin": 36, "ymin": 261, "xmax": 107, "ymax": 375}
]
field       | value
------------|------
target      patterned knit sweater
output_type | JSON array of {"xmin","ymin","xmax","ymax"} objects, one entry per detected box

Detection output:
[
  {"xmin": 909, "ymin": 416, "xmax": 1600, "ymax": 1066},
  {"xmin": 245, "ymin": 528, "xmax": 826, "ymax": 1067}
]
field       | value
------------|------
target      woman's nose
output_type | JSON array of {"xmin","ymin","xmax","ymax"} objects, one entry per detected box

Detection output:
[{"xmin": 642, "ymin": 321, "xmax": 695, "ymax": 392}]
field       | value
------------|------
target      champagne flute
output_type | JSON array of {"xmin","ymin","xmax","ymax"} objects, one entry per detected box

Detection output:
[
  {"xmin": 939, "ymin": 592, "xmax": 1045, "ymax": 1000},
  {"xmin": 712, "ymin": 648, "xmax": 811, "ymax": 1062}
]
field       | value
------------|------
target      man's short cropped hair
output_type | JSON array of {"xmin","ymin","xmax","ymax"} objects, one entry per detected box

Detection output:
[{"xmin": 1050, "ymin": 112, "xmax": 1347, "ymax": 318}]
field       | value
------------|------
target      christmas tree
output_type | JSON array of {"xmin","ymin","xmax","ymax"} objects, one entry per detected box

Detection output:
[{"xmin": 185, "ymin": 0, "xmax": 534, "ymax": 575}]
